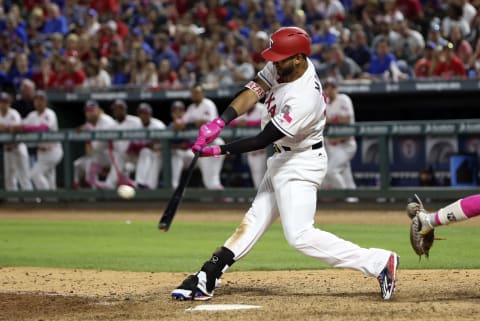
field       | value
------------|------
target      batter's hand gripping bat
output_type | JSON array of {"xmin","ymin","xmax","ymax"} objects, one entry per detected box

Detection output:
[{"xmin": 158, "ymin": 152, "xmax": 200, "ymax": 231}]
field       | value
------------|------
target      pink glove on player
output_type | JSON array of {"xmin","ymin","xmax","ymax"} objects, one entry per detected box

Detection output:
[
  {"xmin": 199, "ymin": 145, "xmax": 222, "ymax": 157},
  {"xmin": 192, "ymin": 118, "xmax": 225, "ymax": 152}
]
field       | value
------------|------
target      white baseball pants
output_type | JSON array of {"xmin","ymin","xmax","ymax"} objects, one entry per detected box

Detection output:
[
  {"xmin": 323, "ymin": 139, "xmax": 357, "ymax": 189},
  {"xmin": 31, "ymin": 146, "xmax": 63, "ymax": 190},
  {"xmin": 3, "ymin": 144, "xmax": 33, "ymax": 191},
  {"xmin": 224, "ymin": 147, "xmax": 391, "ymax": 277},
  {"xmin": 135, "ymin": 148, "xmax": 161, "ymax": 188}
]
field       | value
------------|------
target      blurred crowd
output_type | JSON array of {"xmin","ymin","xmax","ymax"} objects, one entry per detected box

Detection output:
[{"xmin": 1, "ymin": 0, "xmax": 480, "ymax": 95}]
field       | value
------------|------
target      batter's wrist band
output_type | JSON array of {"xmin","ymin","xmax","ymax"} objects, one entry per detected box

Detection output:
[
  {"xmin": 220, "ymin": 106, "xmax": 238, "ymax": 125},
  {"xmin": 245, "ymin": 80, "xmax": 266, "ymax": 99}
]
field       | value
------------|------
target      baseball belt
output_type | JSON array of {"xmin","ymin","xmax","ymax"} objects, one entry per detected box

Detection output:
[{"xmin": 273, "ymin": 141, "xmax": 323, "ymax": 153}]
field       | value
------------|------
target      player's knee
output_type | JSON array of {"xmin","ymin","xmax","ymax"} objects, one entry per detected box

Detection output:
[{"xmin": 283, "ymin": 228, "xmax": 311, "ymax": 250}]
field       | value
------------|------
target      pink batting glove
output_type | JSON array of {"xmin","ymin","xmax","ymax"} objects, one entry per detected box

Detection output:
[
  {"xmin": 199, "ymin": 145, "xmax": 222, "ymax": 157},
  {"xmin": 192, "ymin": 118, "xmax": 225, "ymax": 152}
]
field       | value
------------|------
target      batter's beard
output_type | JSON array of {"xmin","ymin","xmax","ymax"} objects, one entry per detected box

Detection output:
[{"xmin": 277, "ymin": 64, "xmax": 295, "ymax": 78}]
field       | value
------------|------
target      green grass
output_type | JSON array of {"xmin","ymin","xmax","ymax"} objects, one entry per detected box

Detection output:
[{"xmin": 1, "ymin": 220, "xmax": 479, "ymax": 272}]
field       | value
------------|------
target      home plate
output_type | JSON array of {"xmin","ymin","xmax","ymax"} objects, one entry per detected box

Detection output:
[{"xmin": 186, "ymin": 304, "xmax": 261, "ymax": 312}]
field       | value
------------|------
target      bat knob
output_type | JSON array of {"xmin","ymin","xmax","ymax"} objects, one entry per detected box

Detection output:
[{"xmin": 158, "ymin": 222, "xmax": 169, "ymax": 231}]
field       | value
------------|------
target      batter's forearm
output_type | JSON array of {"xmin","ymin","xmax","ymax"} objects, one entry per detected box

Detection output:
[{"xmin": 229, "ymin": 89, "xmax": 260, "ymax": 117}]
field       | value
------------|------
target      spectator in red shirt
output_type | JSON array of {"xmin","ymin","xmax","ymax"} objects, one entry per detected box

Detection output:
[
  {"xmin": 414, "ymin": 42, "xmax": 436, "ymax": 78},
  {"xmin": 433, "ymin": 43, "xmax": 467, "ymax": 79},
  {"xmin": 47, "ymin": 56, "xmax": 86, "ymax": 90},
  {"xmin": 32, "ymin": 58, "xmax": 52, "ymax": 89},
  {"xmin": 395, "ymin": 0, "xmax": 424, "ymax": 25},
  {"xmin": 90, "ymin": 0, "xmax": 119, "ymax": 17},
  {"xmin": 449, "ymin": 25, "xmax": 473, "ymax": 66},
  {"xmin": 77, "ymin": 34, "xmax": 96, "ymax": 63},
  {"xmin": 113, "ymin": 18, "xmax": 129, "ymax": 40},
  {"xmin": 157, "ymin": 59, "xmax": 180, "ymax": 89},
  {"xmin": 64, "ymin": 33, "xmax": 79, "ymax": 58},
  {"xmin": 98, "ymin": 20, "xmax": 123, "ymax": 58}
]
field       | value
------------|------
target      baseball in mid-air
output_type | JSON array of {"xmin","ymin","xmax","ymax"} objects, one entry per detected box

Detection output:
[{"xmin": 117, "ymin": 185, "xmax": 136, "ymax": 199}]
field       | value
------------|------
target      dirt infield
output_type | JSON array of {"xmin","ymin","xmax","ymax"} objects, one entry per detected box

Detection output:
[{"xmin": 1, "ymin": 206, "xmax": 479, "ymax": 321}]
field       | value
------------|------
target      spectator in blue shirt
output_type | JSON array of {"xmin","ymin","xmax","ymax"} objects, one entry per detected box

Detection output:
[
  {"xmin": 311, "ymin": 20, "xmax": 338, "ymax": 63},
  {"xmin": 153, "ymin": 32, "xmax": 180, "ymax": 71},
  {"xmin": 131, "ymin": 27, "xmax": 154, "ymax": 58},
  {"xmin": 42, "ymin": 3, "xmax": 68, "ymax": 35},
  {"xmin": 9, "ymin": 53, "xmax": 33, "ymax": 90},
  {"xmin": 0, "ymin": 57, "xmax": 9, "ymax": 88},
  {"xmin": 366, "ymin": 37, "xmax": 407, "ymax": 81},
  {"xmin": 29, "ymin": 39, "xmax": 50, "ymax": 70},
  {"xmin": 4, "ymin": 13, "xmax": 28, "ymax": 45}
]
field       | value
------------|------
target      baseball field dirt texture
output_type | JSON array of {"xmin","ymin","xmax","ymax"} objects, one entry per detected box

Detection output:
[{"xmin": 1, "ymin": 205, "xmax": 479, "ymax": 321}]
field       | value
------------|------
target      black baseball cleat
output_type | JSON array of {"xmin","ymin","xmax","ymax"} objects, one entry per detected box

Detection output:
[
  {"xmin": 377, "ymin": 253, "xmax": 399, "ymax": 300},
  {"xmin": 171, "ymin": 272, "xmax": 215, "ymax": 301}
]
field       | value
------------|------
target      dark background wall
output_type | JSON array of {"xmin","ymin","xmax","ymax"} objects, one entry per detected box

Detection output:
[{"xmin": 51, "ymin": 90, "xmax": 480, "ymax": 129}]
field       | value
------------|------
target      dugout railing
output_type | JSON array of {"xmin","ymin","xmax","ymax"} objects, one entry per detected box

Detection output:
[{"xmin": 0, "ymin": 119, "xmax": 479, "ymax": 202}]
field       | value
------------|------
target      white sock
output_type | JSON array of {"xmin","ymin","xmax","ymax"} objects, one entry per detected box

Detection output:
[{"xmin": 430, "ymin": 200, "xmax": 468, "ymax": 226}]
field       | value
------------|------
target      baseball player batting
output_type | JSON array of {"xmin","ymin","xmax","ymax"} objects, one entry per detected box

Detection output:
[{"xmin": 171, "ymin": 27, "xmax": 399, "ymax": 301}]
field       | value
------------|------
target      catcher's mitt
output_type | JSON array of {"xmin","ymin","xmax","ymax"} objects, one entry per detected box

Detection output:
[{"xmin": 406, "ymin": 199, "xmax": 435, "ymax": 259}]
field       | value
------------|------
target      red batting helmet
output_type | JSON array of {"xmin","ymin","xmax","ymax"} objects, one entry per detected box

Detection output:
[{"xmin": 261, "ymin": 27, "xmax": 311, "ymax": 62}]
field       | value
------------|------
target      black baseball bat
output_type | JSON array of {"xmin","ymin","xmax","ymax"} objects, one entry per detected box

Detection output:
[{"xmin": 158, "ymin": 152, "xmax": 200, "ymax": 231}]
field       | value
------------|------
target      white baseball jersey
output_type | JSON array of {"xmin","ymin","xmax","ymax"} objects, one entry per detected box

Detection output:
[
  {"xmin": 0, "ymin": 107, "xmax": 22, "ymax": 127},
  {"xmin": 89, "ymin": 113, "xmax": 116, "ymax": 152},
  {"xmin": 143, "ymin": 117, "xmax": 166, "ymax": 130},
  {"xmin": 113, "ymin": 115, "xmax": 142, "ymax": 153},
  {"xmin": 258, "ymin": 59, "xmax": 326, "ymax": 149},
  {"xmin": 23, "ymin": 108, "xmax": 61, "ymax": 151},
  {"xmin": 183, "ymin": 98, "xmax": 218, "ymax": 123},
  {"xmin": 326, "ymin": 93, "xmax": 355, "ymax": 124},
  {"xmin": 130, "ymin": 117, "xmax": 166, "ymax": 152},
  {"xmin": 326, "ymin": 93, "xmax": 355, "ymax": 141}
]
